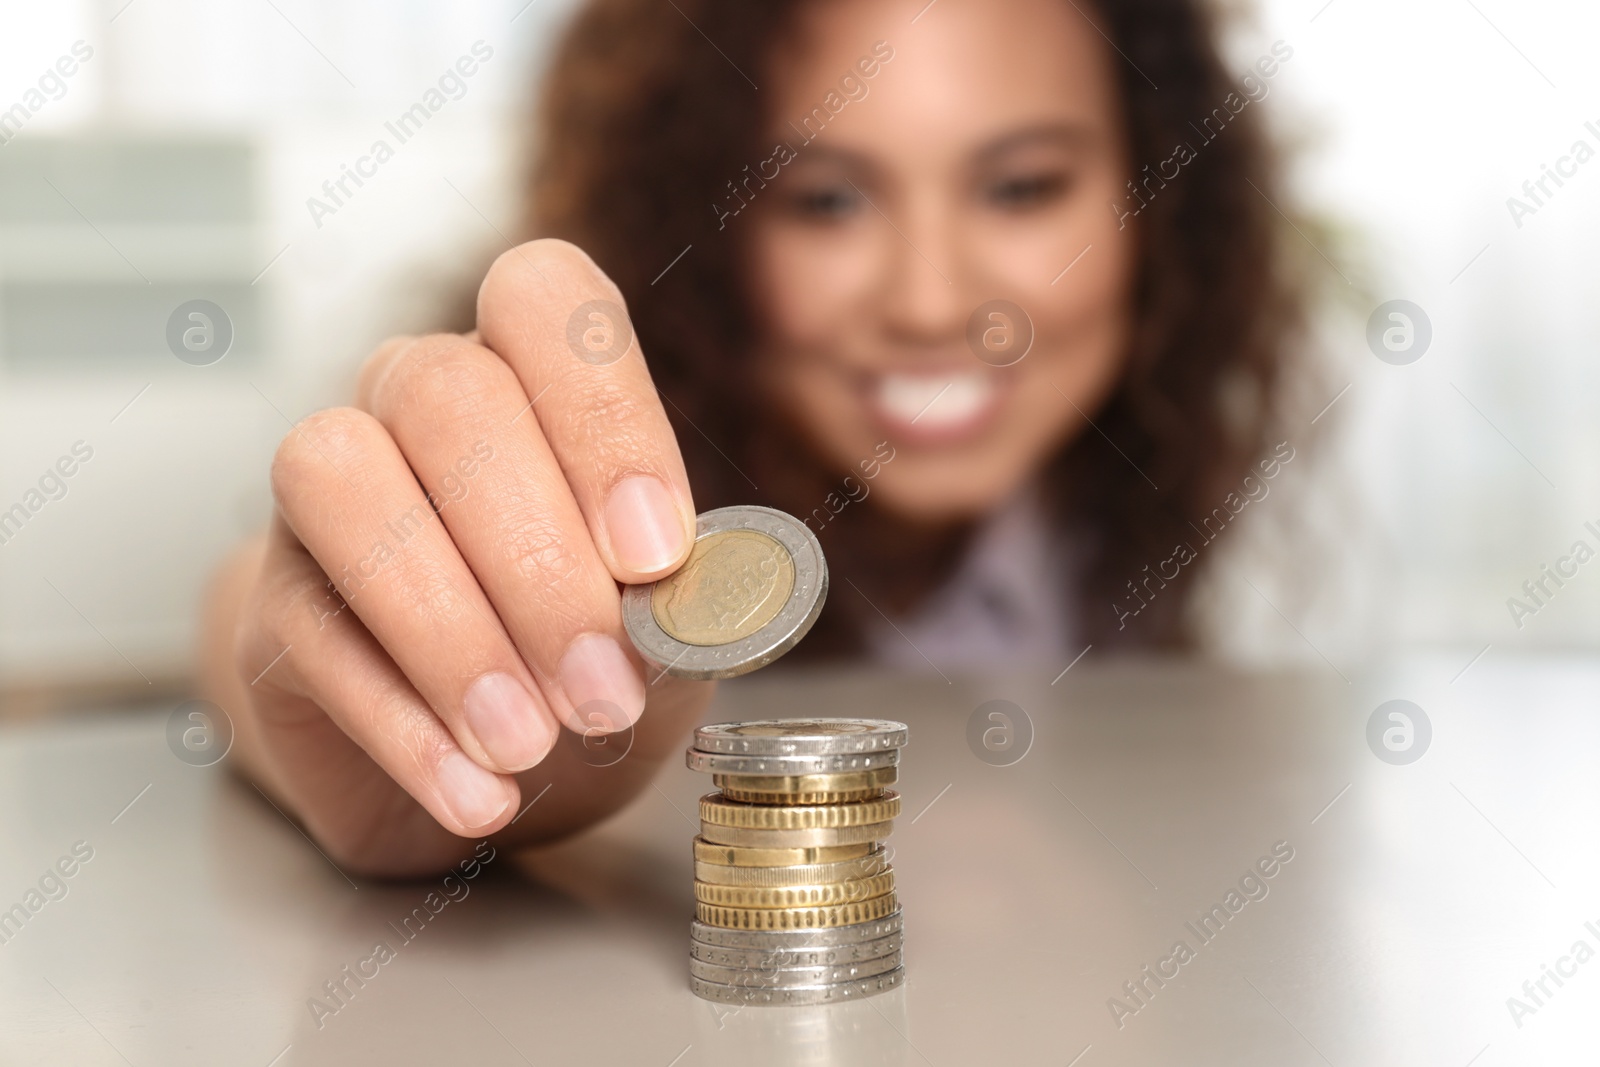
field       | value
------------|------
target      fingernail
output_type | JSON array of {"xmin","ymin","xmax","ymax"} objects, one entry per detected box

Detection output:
[
  {"xmin": 462, "ymin": 672, "xmax": 557, "ymax": 771},
  {"xmin": 558, "ymin": 632, "xmax": 646, "ymax": 731},
  {"xmin": 436, "ymin": 750, "xmax": 513, "ymax": 830},
  {"xmin": 604, "ymin": 475, "xmax": 687, "ymax": 574}
]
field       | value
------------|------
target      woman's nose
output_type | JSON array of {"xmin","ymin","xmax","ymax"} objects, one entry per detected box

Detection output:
[{"xmin": 872, "ymin": 190, "xmax": 969, "ymax": 346}]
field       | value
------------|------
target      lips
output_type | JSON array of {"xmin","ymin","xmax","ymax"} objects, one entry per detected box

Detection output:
[{"xmin": 864, "ymin": 369, "xmax": 1005, "ymax": 443}]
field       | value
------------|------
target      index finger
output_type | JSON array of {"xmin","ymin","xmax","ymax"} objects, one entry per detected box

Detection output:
[{"xmin": 477, "ymin": 239, "xmax": 695, "ymax": 584}]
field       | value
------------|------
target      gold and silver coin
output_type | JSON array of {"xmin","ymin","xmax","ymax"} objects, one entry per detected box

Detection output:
[
  {"xmin": 694, "ymin": 851, "xmax": 889, "ymax": 887},
  {"xmin": 685, "ymin": 717, "xmax": 909, "ymax": 1006},
  {"xmin": 685, "ymin": 747, "xmax": 900, "ymax": 776},
  {"xmin": 622, "ymin": 506, "xmax": 826, "ymax": 680},
  {"xmin": 691, "ymin": 837, "xmax": 873, "ymax": 868},
  {"xmin": 697, "ymin": 819, "xmax": 894, "ymax": 850},
  {"xmin": 715, "ymin": 767, "xmax": 896, "ymax": 805},
  {"xmin": 694, "ymin": 871, "xmax": 896, "ymax": 909},
  {"xmin": 694, "ymin": 719, "xmax": 909, "ymax": 757},
  {"xmin": 690, "ymin": 908, "xmax": 905, "ymax": 951},
  {"xmin": 688, "ymin": 949, "xmax": 902, "ymax": 987},
  {"xmin": 711, "ymin": 769, "xmax": 898, "ymax": 794},
  {"xmin": 688, "ymin": 928, "xmax": 904, "ymax": 969},
  {"xmin": 698, "ymin": 792, "xmax": 901, "ymax": 830},
  {"xmin": 689, "ymin": 967, "xmax": 905, "ymax": 1006},
  {"xmin": 695, "ymin": 893, "xmax": 899, "ymax": 930}
]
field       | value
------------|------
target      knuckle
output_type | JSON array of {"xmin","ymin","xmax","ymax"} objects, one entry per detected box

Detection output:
[
  {"xmin": 414, "ymin": 721, "xmax": 463, "ymax": 778},
  {"xmin": 502, "ymin": 509, "xmax": 585, "ymax": 589},
  {"xmin": 479, "ymin": 239, "xmax": 625, "ymax": 331},
  {"xmin": 375, "ymin": 550, "xmax": 469, "ymax": 627},
  {"xmin": 411, "ymin": 562, "xmax": 462, "ymax": 620},
  {"xmin": 270, "ymin": 407, "xmax": 382, "ymax": 503},
  {"xmin": 354, "ymin": 334, "xmax": 416, "ymax": 406},
  {"xmin": 565, "ymin": 380, "xmax": 662, "ymax": 466},
  {"xmin": 249, "ymin": 580, "xmax": 298, "ymax": 654},
  {"xmin": 573, "ymin": 379, "xmax": 649, "ymax": 433},
  {"xmin": 245, "ymin": 562, "xmax": 336, "ymax": 674},
  {"xmin": 232, "ymin": 583, "xmax": 302, "ymax": 700},
  {"xmin": 373, "ymin": 334, "xmax": 504, "ymax": 426}
]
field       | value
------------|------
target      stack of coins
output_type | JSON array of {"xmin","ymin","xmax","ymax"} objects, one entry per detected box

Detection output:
[{"xmin": 684, "ymin": 719, "xmax": 908, "ymax": 1005}]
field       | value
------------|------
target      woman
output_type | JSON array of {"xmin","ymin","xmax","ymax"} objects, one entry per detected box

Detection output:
[{"xmin": 201, "ymin": 0, "xmax": 1303, "ymax": 875}]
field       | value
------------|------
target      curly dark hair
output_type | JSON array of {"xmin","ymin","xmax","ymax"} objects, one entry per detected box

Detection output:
[{"xmin": 517, "ymin": 0, "xmax": 1305, "ymax": 658}]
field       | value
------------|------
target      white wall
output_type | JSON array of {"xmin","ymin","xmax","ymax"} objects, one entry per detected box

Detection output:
[
  {"xmin": 0, "ymin": 0, "xmax": 581, "ymax": 686},
  {"xmin": 1208, "ymin": 0, "xmax": 1600, "ymax": 669}
]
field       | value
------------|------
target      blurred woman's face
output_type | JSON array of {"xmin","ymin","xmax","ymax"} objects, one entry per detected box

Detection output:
[{"xmin": 746, "ymin": 0, "xmax": 1136, "ymax": 523}]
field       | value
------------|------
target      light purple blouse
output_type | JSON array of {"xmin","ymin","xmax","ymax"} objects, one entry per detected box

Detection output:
[{"xmin": 861, "ymin": 485, "xmax": 1074, "ymax": 672}]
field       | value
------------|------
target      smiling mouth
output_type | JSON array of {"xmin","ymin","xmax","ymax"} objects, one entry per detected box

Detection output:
[{"xmin": 863, "ymin": 368, "xmax": 1006, "ymax": 442}]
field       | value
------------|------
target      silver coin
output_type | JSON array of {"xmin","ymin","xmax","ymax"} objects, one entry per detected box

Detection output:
[
  {"xmin": 686, "ymin": 747, "xmax": 900, "ymax": 776},
  {"xmin": 694, "ymin": 719, "xmax": 908, "ymax": 757},
  {"xmin": 696, "ymin": 819, "xmax": 893, "ymax": 850},
  {"xmin": 689, "ymin": 929, "xmax": 904, "ymax": 970},
  {"xmin": 690, "ymin": 909, "xmax": 904, "ymax": 951},
  {"xmin": 690, "ymin": 965, "xmax": 904, "ymax": 1006},
  {"xmin": 690, "ymin": 948, "xmax": 902, "ymax": 988},
  {"xmin": 694, "ymin": 852, "xmax": 890, "ymax": 887},
  {"xmin": 623, "ymin": 505, "xmax": 826, "ymax": 680}
]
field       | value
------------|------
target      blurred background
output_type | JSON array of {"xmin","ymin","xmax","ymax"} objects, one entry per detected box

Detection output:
[{"xmin": 1, "ymin": 0, "xmax": 1597, "ymax": 714}]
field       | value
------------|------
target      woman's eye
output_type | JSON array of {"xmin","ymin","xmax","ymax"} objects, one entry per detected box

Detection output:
[
  {"xmin": 986, "ymin": 171, "xmax": 1072, "ymax": 209},
  {"xmin": 788, "ymin": 185, "xmax": 860, "ymax": 220}
]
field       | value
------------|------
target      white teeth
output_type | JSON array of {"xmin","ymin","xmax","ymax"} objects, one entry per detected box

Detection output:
[{"xmin": 875, "ymin": 372, "xmax": 996, "ymax": 428}]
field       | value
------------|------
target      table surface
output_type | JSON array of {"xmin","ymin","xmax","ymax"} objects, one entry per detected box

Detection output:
[{"xmin": 2, "ymin": 657, "xmax": 1598, "ymax": 1066}]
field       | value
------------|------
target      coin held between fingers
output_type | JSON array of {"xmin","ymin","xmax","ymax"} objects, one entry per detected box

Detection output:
[{"xmin": 623, "ymin": 506, "xmax": 827, "ymax": 680}]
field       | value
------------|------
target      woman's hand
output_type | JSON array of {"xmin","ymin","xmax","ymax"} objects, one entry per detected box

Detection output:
[{"xmin": 202, "ymin": 240, "xmax": 713, "ymax": 877}]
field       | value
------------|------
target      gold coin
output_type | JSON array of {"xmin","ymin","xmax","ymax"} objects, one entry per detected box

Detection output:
[
  {"xmin": 696, "ymin": 892, "xmax": 899, "ymax": 930},
  {"xmin": 713, "ymin": 767, "xmax": 896, "ymax": 801},
  {"xmin": 699, "ymin": 791, "xmax": 901, "ymax": 830},
  {"xmin": 692, "ymin": 837, "xmax": 872, "ymax": 868},
  {"xmin": 694, "ymin": 871, "xmax": 896, "ymax": 909},
  {"xmin": 651, "ymin": 529, "xmax": 794, "ymax": 646},
  {"xmin": 694, "ymin": 852, "xmax": 890, "ymax": 887},
  {"xmin": 698, "ymin": 819, "xmax": 894, "ymax": 849}
]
